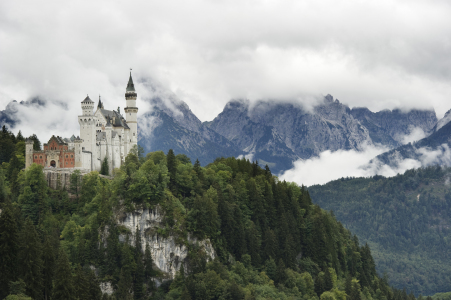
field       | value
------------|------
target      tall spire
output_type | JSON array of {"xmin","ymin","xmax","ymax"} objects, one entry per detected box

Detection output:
[
  {"xmin": 126, "ymin": 70, "xmax": 135, "ymax": 92},
  {"xmin": 97, "ymin": 95, "xmax": 103, "ymax": 109}
]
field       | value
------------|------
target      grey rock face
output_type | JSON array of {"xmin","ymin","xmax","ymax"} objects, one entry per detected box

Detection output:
[
  {"xmin": 350, "ymin": 107, "xmax": 437, "ymax": 147},
  {"xmin": 371, "ymin": 118, "xmax": 451, "ymax": 170},
  {"xmin": 138, "ymin": 90, "xmax": 239, "ymax": 165},
  {"xmin": 117, "ymin": 207, "xmax": 215, "ymax": 279},
  {"xmin": 208, "ymin": 96, "xmax": 373, "ymax": 172},
  {"xmin": 208, "ymin": 95, "xmax": 438, "ymax": 173}
]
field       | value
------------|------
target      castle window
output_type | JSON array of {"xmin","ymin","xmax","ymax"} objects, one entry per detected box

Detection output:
[
  {"xmin": 34, "ymin": 156, "xmax": 37, "ymax": 159},
  {"xmin": 66, "ymin": 155, "xmax": 68, "ymax": 158},
  {"xmin": 71, "ymin": 155, "xmax": 73, "ymax": 158},
  {"xmin": 40, "ymin": 156, "xmax": 42, "ymax": 159}
]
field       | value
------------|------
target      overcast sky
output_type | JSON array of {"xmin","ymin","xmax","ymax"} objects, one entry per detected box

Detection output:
[{"xmin": 1, "ymin": 0, "xmax": 451, "ymax": 141}]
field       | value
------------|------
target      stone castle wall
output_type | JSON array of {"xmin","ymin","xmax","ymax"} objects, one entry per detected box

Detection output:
[{"xmin": 43, "ymin": 168, "xmax": 89, "ymax": 190}]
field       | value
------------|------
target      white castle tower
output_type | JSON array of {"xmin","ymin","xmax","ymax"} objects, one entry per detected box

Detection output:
[
  {"xmin": 78, "ymin": 95, "xmax": 97, "ymax": 170},
  {"xmin": 124, "ymin": 71, "xmax": 138, "ymax": 153}
]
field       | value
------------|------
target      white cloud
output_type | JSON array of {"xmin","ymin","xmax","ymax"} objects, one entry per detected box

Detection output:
[
  {"xmin": 279, "ymin": 145, "xmax": 421, "ymax": 186},
  {"xmin": 1, "ymin": 0, "xmax": 451, "ymax": 142},
  {"xmin": 394, "ymin": 126, "xmax": 427, "ymax": 144}
]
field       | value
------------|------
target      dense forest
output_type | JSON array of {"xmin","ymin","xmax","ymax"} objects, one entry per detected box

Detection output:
[
  {"xmin": 309, "ymin": 168, "xmax": 451, "ymax": 296},
  {"xmin": 0, "ymin": 125, "xmax": 416, "ymax": 299}
]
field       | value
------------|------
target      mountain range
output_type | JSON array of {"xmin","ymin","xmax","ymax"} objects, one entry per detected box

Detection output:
[
  {"xmin": 1, "ymin": 83, "xmax": 448, "ymax": 174},
  {"xmin": 136, "ymin": 90, "xmax": 439, "ymax": 174}
]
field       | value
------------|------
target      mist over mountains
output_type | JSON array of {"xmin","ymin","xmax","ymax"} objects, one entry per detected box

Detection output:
[{"xmin": 2, "ymin": 82, "xmax": 450, "ymax": 178}]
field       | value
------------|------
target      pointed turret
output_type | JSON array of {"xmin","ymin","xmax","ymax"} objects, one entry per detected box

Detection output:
[
  {"xmin": 97, "ymin": 95, "xmax": 103, "ymax": 109},
  {"xmin": 124, "ymin": 70, "xmax": 138, "ymax": 154},
  {"xmin": 126, "ymin": 72, "xmax": 135, "ymax": 92}
]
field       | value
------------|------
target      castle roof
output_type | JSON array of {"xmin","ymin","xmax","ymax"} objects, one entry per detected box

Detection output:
[
  {"xmin": 99, "ymin": 109, "xmax": 130, "ymax": 129},
  {"xmin": 44, "ymin": 135, "xmax": 68, "ymax": 146},
  {"xmin": 81, "ymin": 95, "xmax": 94, "ymax": 104},
  {"xmin": 126, "ymin": 72, "xmax": 135, "ymax": 92}
]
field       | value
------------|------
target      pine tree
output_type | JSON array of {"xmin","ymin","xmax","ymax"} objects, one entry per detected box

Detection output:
[
  {"xmin": 133, "ymin": 226, "xmax": 144, "ymax": 299},
  {"xmin": 181, "ymin": 285, "xmax": 192, "ymax": 300},
  {"xmin": 167, "ymin": 149, "xmax": 177, "ymax": 191},
  {"xmin": 324, "ymin": 267, "xmax": 333, "ymax": 291},
  {"xmin": 275, "ymin": 258, "xmax": 287, "ymax": 284},
  {"xmin": 28, "ymin": 134, "xmax": 41, "ymax": 151},
  {"xmin": 74, "ymin": 264, "xmax": 89, "ymax": 300},
  {"xmin": 16, "ymin": 130, "xmax": 24, "ymax": 142},
  {"xmin": 19, "ymin": 164, "xmax": 48, "ymax": 224},
  {"xmin": 314, "ymin": 272, "xmax": 326, "ymax": 296},
  {"xmin": 100, "ymin": 157, "xmax": 109, "ymax": 176},
  {"xmin": 116, "ymin": 267, "xmax": 133, "ymax": 300},
  {"xmin": 265, "ymin": 257, "xmax": 277, "ymax": 281},
  {"xmin": 0, "ymin": 203, "xmax": 19, "ymax": 299},
  {"xmin": 144, "ymin": 242, "xmax": 155, "ymax": 281},
  {"xmin": 87, "ymin": 268, "xmax": 102, "ymax": 300},
  {"xmin": 18, "ymin": 218, "xmax": 43, "ymax": 300},
  {"xmin": 52, "ymin": 249, "xmax": 75, "ymax": 300},
  {"xmin": 42, "ymin": 236, "xmax": 56, "ymax": 300},
  {"xmin": 345, "ymin": 274, "xmax": 352, "ymax": 297}
]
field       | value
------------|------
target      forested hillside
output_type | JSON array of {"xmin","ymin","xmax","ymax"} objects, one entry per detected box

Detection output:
[
  {"xmin": 0, "ymin": 125, "xmax": 412, "ymax": 299},
  {"xmin": 309, "ymin": 167, "xmax": 451, "ymax": 296}
]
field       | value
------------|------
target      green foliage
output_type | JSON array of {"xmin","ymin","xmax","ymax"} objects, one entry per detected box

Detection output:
[
  {"xmin": 53, "ymin": 248, "xmax": 75, "ymax": 300},
  {"xmin": 309, "ymin": 166, "xmax": 451, "ymax": 295},
  {"xmin": 18, "ymin": 218, "xmax": 43, "ymax": 299},
  {"xmin": 5, "ymin": 147, "xmax": 404, "ymax": 300},
  {"xmin": 0, "ymin": 202, "xmax": 19, "ymax": 299},
  {"xmin": 101, "ymin": 156, "xmax": 109, "ymax": 176}
]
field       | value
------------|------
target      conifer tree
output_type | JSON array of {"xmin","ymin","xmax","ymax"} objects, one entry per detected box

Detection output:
[
  {"xmin": 167, "ymin": 149, "xmax": 177, "ymax": 190},
  {"xmin": 324, "ymin": 267, "xmax": 333, "ymax": 291},
  {"xmin": 74, "ymin": 264, "xmax": 89, "ymax": 300},
  {"xmin": 117, "ymin": 244, "xmax": 134, "ymax": 299},
  {"xmin": 181, "ymin": 285, "xmax": 192, "ymax": 300},
  {"xmin": 53, "ymin": 249, "xmax": 75, "ymax": 300},
  {"xmin": 193, "ymin": 158, "xmax": 203, "ymax": 180},
  {"xmin": 116, "ymin": 267, "xmax": 133, "ymax": 300},
  {"xmin": 19, "ymin": 164, "xmax": 48, "ymax": 224},
  {"xmin": 87, "ymin": 268, "xmax": 102, "ymax": 300},
  {"xmin": 144, "ymin": 242, "xmax": 155, "ymax": 281},
  {"xmin": 18, "ymin": 218, "xmax": 43, "ymax": 300},
  {"xmin": 275, "ymin": 258, "xmax": 287, "ymax": 284},
  {"xmin": 42, "ymin": 236, "xmax": 56, "ymax": 300},
  {"xmin": 314, "ymin": 272, "xmax": 326, "ymax": 296},
  {"xmin": 0, "ymin": 203, "xmax": 19, "ymax": 299},
  {"xmin": 100, "ymin": 157, "xmax": 109, "ymax": 176},
  {"xmin": 265, "ymin": 257, "xmax": 277, "ymax": 281},
  {"xmin": 133, "ymin": 226, "xmax": 144, "ymax": 299},
  {"xmin": 16, "ymin": 130, "xmax": 24, "ymax": 142}
]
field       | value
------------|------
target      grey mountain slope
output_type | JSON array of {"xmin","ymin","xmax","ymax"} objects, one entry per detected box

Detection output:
[
  {"xmin": 350, "ymin": 107, "xmax": 437, "ymax": 147},
  {"xmin": 208, "ymin": 95, "xmax": 438, "ymax": 173},
  {"xmin": 138, "ymin": 96, "xmax": 239, "ymax": 165},
  {"xmin": 372, "ymin": 117, "xmax": 451, "ymax": 168}
]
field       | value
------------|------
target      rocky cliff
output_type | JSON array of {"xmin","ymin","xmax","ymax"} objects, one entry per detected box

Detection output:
[
  {"xmin": 116, "ymin": 206, "xmax": 215, "ymax": 279},
  {"xmin": 370, "ymin": 117, "xmax": 451, "ymax": 170},
  {"xmin": 350, "ymin": 107, "xmax": 437, "ymax": 147},
  {"xmin": 206, "ymin": 95, "xmax": 438, "ymax": 173},
  {"xmin": 138, "ymin": 91, "xmax": 239, "ymax": 166}
]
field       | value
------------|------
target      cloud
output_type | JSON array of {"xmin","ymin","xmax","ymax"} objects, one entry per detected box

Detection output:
[
  {"xmin": 1, "ymin": 0, "xmax": 451, "ymax": 141},
  {"xmin": 394, "ymin": 126, "xmax": 427, "ymax": 144},
  {"xmin": 279, "ymin": 144, "xmax": 421, "ymax": 186},
  {"xmin": 281, "ymin": 140, "xmax": 451, "ymax": 187}
]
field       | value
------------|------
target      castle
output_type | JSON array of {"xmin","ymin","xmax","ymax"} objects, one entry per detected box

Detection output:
[{"xmin": 25, "ymin": 72, "xmax": 138, "ymax": 172}]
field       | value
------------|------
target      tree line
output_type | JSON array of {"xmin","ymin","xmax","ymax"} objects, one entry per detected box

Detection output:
[{"xmin": 0, "ymin": 127, "xmax": 418, "ymax": 299}]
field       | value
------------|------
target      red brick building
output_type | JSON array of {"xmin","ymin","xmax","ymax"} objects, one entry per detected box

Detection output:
[{"xmin": 31, "ymin": 135, "xmax": 76, "ymax": 168}]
